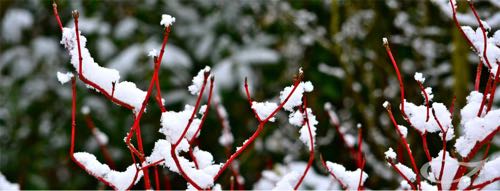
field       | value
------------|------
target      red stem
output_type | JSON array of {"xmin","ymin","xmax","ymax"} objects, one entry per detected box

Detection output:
[
  {"xmin": 431, "ymin": 109, "xmax": 447, "ymax": 190},
  {"xmin": 449, "ymin": 0, "xmax": 476, "ymax": 52},
  {"xmin": 387, "ymin": 160, "xmax": 417, "ymax": 190},
  {"xmin": 154, "ymin": 166, "xmax": 160, "ymax": 190},
  {"xmin": 468, "ymin": 1, "xmax": 492, "ymax": 69},
  {"xmin": 357, "ymin": 127, "xmax": 363, "ymax": 168},
  {"xmin": 477, "ymin": 75, "xmax": 492, "ymax": 117},
  {"xmin": 450, "ymin": 127, "xmax": 499, "ymax": 190},
  {"xmin": 169, "ymin": 72, "xmax": 210, "ymax": 190},
  {"xmin": 213, "ymin": 76, "xmax": 303, "ymax": 182},
  {"xmin": 294, "ymin": 98, "xmax": 315, "ymax": 190},
  {"xmin": 486, "ymin": 64, "xmax": 499, "ymax": 112},
  {"xmin": 416, "ymin": 82, "xmax": 430, "ymax": 122},
  {"xmin": 357, "ymin": 158, "xmax": 366, "ymax": 191},
  {"xmin": 386, "ymin": 106, "xmax": 421, "ymax": 189},
  {"xmin": 52, "ymin": 2, "xmax": 63, "ymax": 31},
  {"xmin": 320, "ymin": 155, "xmax": 347, "ymax": 190},
  {"xmin": 467, "ymin": 177, "xmax": 500, "ymax": 190},
  {"xmin": 475, "ymin": 61, "xmax": 483, "ymax": 91},
  {"xmin": 420, "ymin": 133, "xmax": 432, "ymax": 162}
]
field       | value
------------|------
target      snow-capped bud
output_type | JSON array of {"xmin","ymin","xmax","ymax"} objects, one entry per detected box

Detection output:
[{"xmin": 72, "ymin": 10, "xmax": 79, "ymax": 19}]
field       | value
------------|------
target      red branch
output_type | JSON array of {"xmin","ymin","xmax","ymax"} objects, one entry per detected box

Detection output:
[
  {"xmin": 213, "ymin": 73, "xmax": 303, "ymax": 182},
  {"xmin": 294, "ymin": 98, "xmax": 315, "ymax": 190},
  {"xmin": 320, "ymin": 155, "xmax": 347, "ymax": 190}
]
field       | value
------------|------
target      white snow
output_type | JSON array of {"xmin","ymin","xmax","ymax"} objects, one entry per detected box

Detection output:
[
  {"xmin": 414, "ymin": 72, "xmax": 425, "ymax": 83},
  {"xmin": 383, "ymin": 101, "xmax": 390, "ymax": 108},
  {"xmin": 455, "ymin": 93, "xmax": 499, "ymax": 157},
  {"xmin": 398, "ymin": 125, "xmax": 408, "ymax": 138},
  {"xmin": 57, "ymin": 71, "xmax": 74, "ymax": 84},
  {"xmin": 461, "ymin": 26, "xmax": 500, "ymax": 76},
  {"xmin": 0, "ymin": 173, "xmax": 19, "ymax": 191},
  {"xmin": 474, "ymin": 157, "xmax": 500, "ymax": 189},
  {"xmin": 252, "ymin": 101, "xmax": 278, "ymax": 122},
  {"xmin": 159, "ymin": 105, "xmax": 201, "ymax": 143},
  {"xmin": 279, "ymin": 81, "xmax": 314, "ymax": 111},
  {"xmin": 160, "ymin": 14, "xmax": 176, "ymax": 27},
  {"xmin": 60, "ymin": 27, "xmax": 147, "ymax": 113},
  {"xmin": 395, "ymin": 163, "xmax": 416, "ymax": 182},
  {"xmin": 272, "ymin": 172, "xmax": 300, "ymax": 191},
  {"xmin": 382, "ymin": 37, "xmax": 389, "ymax": 45},
  {"xmin": 146, "ymin": 139, "xmax": 221, "ymax": 189},
  {"xmin": 326, "ymin": 161, "xmax": 368, "ymax": 190},
  {"xmin": 73, "ymin": 152, "xmax": 143, "ymax": 191},
  {"xmin": 148, "ymin": 48, "xmax": 158, "ymax": 58},
  {"xmin": 299, "ymin": 108, "xmax": 318, "ymax": 150},
  {"xmin": 403, "ymin": 101, "xmax": 453, "ymax": 135},
  {"xmin": 188, "ymin": 66, "xmax": 210, "ymax": 95},
  {"xmin": 458, "ymin": 176, "xmax": 471, "ymax": 190},
  {"xmin": 429, "ymin": 151, "xmax": 459, "ymax": 190},
  {"xmin": 288, "ymin": 110, "xmax": 304, "ymax": 126},
  {"xmin": 385, "ymin": 147, "xmax": 397, "ymax": 160}
]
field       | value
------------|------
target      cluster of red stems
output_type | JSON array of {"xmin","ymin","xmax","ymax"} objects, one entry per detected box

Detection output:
[
  {"xmin": 52, "ymin": 2, "xmax": 324, "ymax": 190},
  {"xmin": 52, "ymin": 0, "xmax": 498, "ymax": 190},
  {"xmin": 380, "ymin": 1, "xmax": 499, "ymax": 190}
]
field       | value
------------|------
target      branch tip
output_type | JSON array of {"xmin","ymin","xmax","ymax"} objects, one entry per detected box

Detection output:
[
  {"xmin": 382, "ymin": 37, "xmax": 389, "ymax": 47},
  {"xmin": 72, "ymin": 10, "xmax": 79, "ymax": 19}
]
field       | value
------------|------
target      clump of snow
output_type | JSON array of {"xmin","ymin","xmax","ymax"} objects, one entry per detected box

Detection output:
[
  {"xmin": 398, "ymin": 125, "xmax": 408, "ymax": 138},
  {"xmin": 146, "ymin": 139, "xmax": 220, "ymax": 189},
  {"xmin": 279, "ymin": 81, "xmax": 314, "ymax": 111},
  {"xmin": 326, "ymin": 161, "xmax": 368, "ymax": 190},
  {"xmin": 160, "ymin": 14, "xmax": 176, "ymax": 27},
  {"xmin": 57, "ymin": 71, "xmax": 74, "ymax": 84},
  {"xmin": 429, "ymin": 151, "xmax": 459, "ymax": 190},
  {"xmin": 252, "ymin": 101, "xmax": 279, "ymax": 122},
  {"xmin": 458, "ymin": 176, "xmax": 471, "ymax": 190},
  {"xmin": 460, "ymin": 91, "xmax": 485, "ymax": 126},
  {"xmin": 385, "ymin": 147, "xmax": 397, "ymax": 160},
  {"xmin": 159, "ymin": 105, "xmax": 201, "ymax": 143},
  {"xmin": 414, "ymin": 72, "xmax": 425, "ymax": 83},
  {"xmin": 403, "ymin": 101, "xmax": 452, "ymax": 135},
  {"xmin": 188, "ymin": 66, "xmax": 210, "ymax": 95},
  {"xmin": 148, "ymin": 48, "xmax": 158, "ymax": 58},
  {"xmin": 424, "ymin": 87, "xmax": 434, "ymax": 101},
  {"xmin": 455, "ymin": 94, "xmax": 499, "ymax": 157},
  {"xmin": 73, "ymin": 152, "xmax": 143, "ymax": 191},
  {"xmin": 254, "ymin": 162, "xmax": 337, "ymax": 190},
  {"xmin": 461, "ymin": 26, "xmax": 500, "ymax": 76},
  {"xmin": 272, "ymin": 172, "xmax": 300, "ymax": 191},
  {"xmin": 299, "ymin": 108, "xmax": 318, "ymax": 150},
  {"xmin": 60, "ymin": 27, "xmax": 147, "ymax": 113},
  {"xmin": 199, "ymin": 105, "xmax": 207, "ymax": 114},
  {"xmin": 288, "ymin": 110, "xmax": 304, "ymax": 126},
  {"xmin": 395, "ymin": 163, "xmax": 416, "ymax": 182},
  {"xmin": 382, "ymin": 101, "xmax": 390, "ymax": 108},
  {"xmin": 474, "ymin": 157, "xmax": 499, "ymax": 189},
  {"xmin": 0, "ymin": 172, "xmax": 19, "ymax": 191},
  {"xmin": 382, "ymin": 37, "xmax": 389, "ymax": 45}
]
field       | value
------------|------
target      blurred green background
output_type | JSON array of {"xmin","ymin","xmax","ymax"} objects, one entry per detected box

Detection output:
[{"xmin": 0, "ymin": 0, "xmax": 498, "ymax": 189}]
